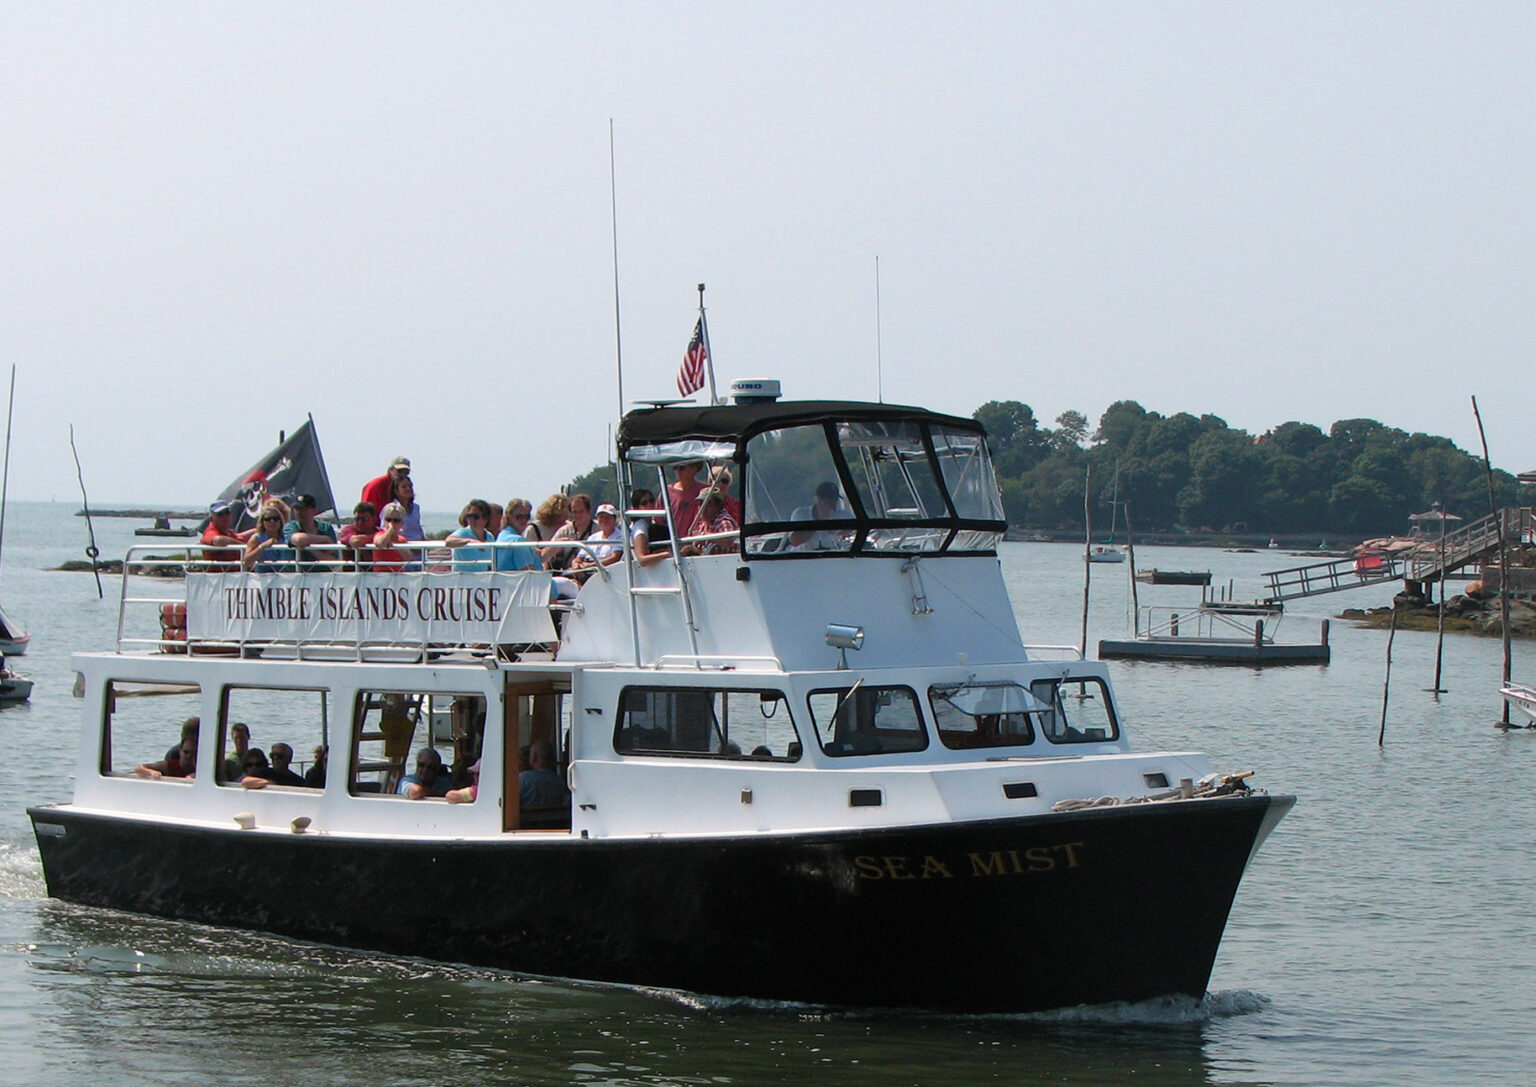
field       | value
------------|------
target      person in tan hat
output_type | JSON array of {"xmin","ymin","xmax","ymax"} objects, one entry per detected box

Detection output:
[{"xmin": 361, "ymin": 455, "xmax": 411, "ymax": 512}]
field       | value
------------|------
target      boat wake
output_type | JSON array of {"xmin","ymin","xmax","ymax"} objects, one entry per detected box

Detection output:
[{"xmin": 649, "ymin": 987, "xmax": 1274, "ymax": 1024}]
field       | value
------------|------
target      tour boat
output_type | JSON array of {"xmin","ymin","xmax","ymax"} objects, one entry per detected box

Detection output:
[{"xmin": 30, "ymin": 384, "xmax": 1292, "ymax": 1013}]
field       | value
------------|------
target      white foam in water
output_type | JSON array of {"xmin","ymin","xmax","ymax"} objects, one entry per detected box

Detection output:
[{"xmin": 1022, "ymin": 989, "xmax": 1272, "ymax": 1025}]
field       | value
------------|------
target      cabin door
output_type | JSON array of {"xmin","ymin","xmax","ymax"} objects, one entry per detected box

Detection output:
[{"xmin": 501, "ymin": 680, "xmax": 563, "ymax": 832}]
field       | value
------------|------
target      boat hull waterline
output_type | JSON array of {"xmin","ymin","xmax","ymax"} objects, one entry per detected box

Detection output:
[{"xmin": 30, "ymin": 794, "xmax": 1289, "ymax": 1013}]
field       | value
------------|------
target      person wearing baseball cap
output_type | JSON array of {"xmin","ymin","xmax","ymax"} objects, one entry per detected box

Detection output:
[
  {"xmin": 283, "ymin": 493, "xmax": 338, "ymax": 569},
  {"xmin": 199, "ymin": 500, "xmax": 249, "ymax": 571},
  {"xmin": 570, "ymin": 501, "xmax": 625, "ymax": 577},
  {"xmin": 361, "ymin": 456, "xmax": 411, "ymax": 512}
]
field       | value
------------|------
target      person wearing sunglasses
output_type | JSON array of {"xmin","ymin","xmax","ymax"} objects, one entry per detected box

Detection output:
[
  {"xmin": 241, "ymin": 499, "xmax": 295, "ymax": 572},
  {"xmin": 371, "ymin": 502, "xmax": 411, "ymax": 572},
  {"xmin": 339, "ymin": 502, "xmax": 381, "ymax": 570},
  {"xmin": 445, "ymin": 498, "xmax": 495, "ymax": 571}
]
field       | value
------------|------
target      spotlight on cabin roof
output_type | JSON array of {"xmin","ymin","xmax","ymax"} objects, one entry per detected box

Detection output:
[{"xmin": 728, "ymin": 378, "xmax": 781, "ymax": 404}]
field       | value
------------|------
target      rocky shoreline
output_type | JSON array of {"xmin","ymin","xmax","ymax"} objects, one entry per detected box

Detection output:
[{"xmin": 1341, "ymin": 594, "xmax": 1536, "ymax": 638}]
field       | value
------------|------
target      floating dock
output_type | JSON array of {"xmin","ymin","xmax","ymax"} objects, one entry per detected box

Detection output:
[{"xmin": 1098, "ymin": 610, "xmax": 1330, "ymax": 665}]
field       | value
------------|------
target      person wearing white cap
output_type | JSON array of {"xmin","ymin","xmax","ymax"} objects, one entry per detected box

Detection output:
[
  {"xmin": 361, "ymin": 455, "xmax": 411, "ymax": 512},
  {"xmin": 570, "ymin": 501, "xmax": 624, "ymax": 576}
]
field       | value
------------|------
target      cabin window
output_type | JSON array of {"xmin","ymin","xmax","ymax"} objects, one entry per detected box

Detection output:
[
  {"xmin": 928, "ymin": 681, "xmax": 1041, "ymax": 750},
  {"xmin": 931, "ymin": 426, "xmax": 1005, "ymax": 550},
  {"xmin": 1029, "ymin": 677, "xmax": 1120, "ymax": 744},
  {"xmin": 99, "ymin": 680, "xmax": 203, "ymax": 780},
  {"xmin": 348, "ymin": 688, "xmax": 486, "ymax": 797},
  {"xmin": 615, "ymin": 687, "xmax": 801, "ymax": 760},
  {"xmin": 218, "ymin": 686, "xmax": 330, "ymax": 789},
  {"xmin": 808, "ymin": 684, "xmax": 927, "ymax": 757},
  {"xmin": 742, "ymin": 425, "xmax": 854, "ymax": 555},
  {"xmin": 838, "ymin": 420, "xmax": 949, "ymax": 553}
]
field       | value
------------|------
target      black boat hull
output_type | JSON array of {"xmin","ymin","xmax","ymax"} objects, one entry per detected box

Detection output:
[{"xmin": 29, "ymin": 795, "xmax": 1289, "ymax": 1012}]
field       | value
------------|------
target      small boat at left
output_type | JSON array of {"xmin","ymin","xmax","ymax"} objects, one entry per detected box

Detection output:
[{"xmin": 0, "ymin": 654, "xmax": 31, "ymax": 702}]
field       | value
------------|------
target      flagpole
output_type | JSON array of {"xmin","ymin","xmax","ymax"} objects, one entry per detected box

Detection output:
[{"xmin": 697, "ymin": 282, "xmax": 718, "ymax": 406}]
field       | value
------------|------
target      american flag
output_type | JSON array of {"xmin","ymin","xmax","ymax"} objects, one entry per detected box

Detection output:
[{"xmin": 677, "ymin": 318, "xmax": 708, "ymax": 397}]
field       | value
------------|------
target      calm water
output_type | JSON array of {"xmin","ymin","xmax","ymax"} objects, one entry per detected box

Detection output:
[{"xmin": 1, "ymin": 501, "xmax": 1531, "ymax": 1086}]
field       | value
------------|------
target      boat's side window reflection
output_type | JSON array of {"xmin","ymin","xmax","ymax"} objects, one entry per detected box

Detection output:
[
  {"xmin": 808, "ymin": 685, "xmax": 927, "ymax": 757},
  {"xmin": 615, "ymin": 687, "xmax": 801, "ymax": 760},
  {"xmin": 1028, "ymin": 678, "xmax": 1119, "ymax": 744},
  {"xmin": 219, "ymin": 686, "xmax": 330, "ymax": 790},
  {"xmin": 350, "ymin": 689, "xmax": 486, "ymax": 796},
  {"xmin": 928, "ymin": 682, "xmax": 1039, "ymax": 750},
  {"xmin": 100, "ymin": 680, "xmax": 203, "ymax": 780}
]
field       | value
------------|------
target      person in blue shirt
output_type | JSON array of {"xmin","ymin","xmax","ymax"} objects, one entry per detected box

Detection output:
[
  {"xmin": 495, "ymin": 497, "xmax": 543, "ymax": 572},
  {"xmin": 397, "ymin": 747, "xmax": 452, "ymax": 799}
]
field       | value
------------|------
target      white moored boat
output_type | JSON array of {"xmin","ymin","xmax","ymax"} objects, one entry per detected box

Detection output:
[
  {"xmin": 30, "ymin": 386, "xmax": 1292, "ymax": 1013},
  {"xmin": 1500, "ymin": 682, "xmax": 1536, "ymax": 727}
]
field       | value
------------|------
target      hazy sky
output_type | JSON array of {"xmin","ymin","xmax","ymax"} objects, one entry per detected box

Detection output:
[{"xmin": 4, "ymin": 3, "xmax": 1532, "ymax": 511}]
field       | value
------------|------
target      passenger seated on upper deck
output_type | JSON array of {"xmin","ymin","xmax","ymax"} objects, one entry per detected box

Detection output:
[
  {"xmin": 569, "ymin": 504, "xmax": 624, "ymax": 578},
  {"xmin": 707, "ymin": 465, "xmax": 743, "ymax": 524},
  {"xmin": 371, "ymin": 502, "xmax": 411, "ymax": 571},
  {"xmin": 200, "ymin": 501, "xmax": 251, "ymax": 570},
  {"xmin": 398, "ymin": 747, "xmax": 452, "ymax": 799},
  {"xmin": 546, "ymin": 494, "xmax": 593, "ymax": 572},
  {"xmin": 526, "ymin": 494, "xmax": 569, "ymax": 548},
  {"xmin": 284, "ymin": 493, "xmax": 337, "ymax": 569},
  {"xmin": 496, "ymin": 498, "xmax": 542, "ymax": 572},
  {"xmin": 788, "ymin": 482, "xmax": 855, "ymax": 552},
  {"xmin": 628, "ymin": 488, "xmax": 672, "ymax": 567},
  {"xmin": 339, "ymin": 502, "xmax": 381, "ymax": 569},
  {"xmin": 519, "ymin": 740, "xmax": 569, "ymax": 806},
  {"xmin": 137, "ymin": 734, "xmax": 197, "ymax": 779},
  {"xmin": 684, "ymin": 488, "xmax": 740, "ymax": 556},
  {"xmin": 242, "ymin": 500, "xmax": 295, "ymax": 572},
  {"xmin": 445, "ymin": 499, "xmax": 495, "ymax": 571}
]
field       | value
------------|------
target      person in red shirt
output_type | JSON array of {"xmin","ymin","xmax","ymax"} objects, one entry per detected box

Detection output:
[
  {"xmin": 199, "ymin": 501, "xmax": 249, "ymax": 571},
  {"xmin": 339, "ymin": 502, "xmax": 381, "ymax": 569},
  {"xmin": 361, "ymin": 456, "xmax": 411, "ymax": 512},
  {"xmin": 371, "ymin": 502, "xmax": 410, "ymax": 571}
]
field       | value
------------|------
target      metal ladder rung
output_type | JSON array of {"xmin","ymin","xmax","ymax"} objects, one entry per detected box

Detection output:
[{"xmin": 629, "ymin": 586, "xmax": 683, "ymax": 596}]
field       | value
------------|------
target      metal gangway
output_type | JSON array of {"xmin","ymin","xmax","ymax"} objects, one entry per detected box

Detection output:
[{"xmin": 1262, "ymin": 552, "xmax": 1405, "ymax": 603}]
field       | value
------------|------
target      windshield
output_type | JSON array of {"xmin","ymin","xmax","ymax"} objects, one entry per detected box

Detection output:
[
  {"xmin": 929, "ymin": 681, "xmax": 1043, "ymax": 750},
  {"xmin": 741, "ymin": 419, "xmax": 1004, "ymax": 556}
]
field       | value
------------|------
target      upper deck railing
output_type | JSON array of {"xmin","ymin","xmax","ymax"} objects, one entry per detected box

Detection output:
[{"xmin": 117, "ymin": 538, "xmax": 595, "ymax": 662}]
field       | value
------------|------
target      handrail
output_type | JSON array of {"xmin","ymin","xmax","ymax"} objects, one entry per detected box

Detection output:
[{"xmin": 115, "ymin": 542, "xmax": 581, "ymax": 658}]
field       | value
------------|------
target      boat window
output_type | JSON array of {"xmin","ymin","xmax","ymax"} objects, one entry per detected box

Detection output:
[
  {"xmin": 100, "ymin": 680, "xmax": 203, "ymax": 780},
  {"xmin": 218, "ymin": 686, "xmax": 330, "ymax": 790},
  {"xmin": 349, "ymin": 688, "xmax": 486, "ymax": 797},
  {"xmin": 742, "ymin": 425, "xmax": 853, "ymax": 555},
  {"xmin": 931, "ymin": 426, "xmax": 1005, "ymax": 550},
  {"xmin": 615, "ymin": 687, "xmax": 800, "ymax": 760},
  {"xmin": 838, "ymin": 420, "xmax": 948, "ymax": 553},
  {"xmin": 928, "ymin": 681, "xmax": 1042, "ymax": 750},
  {"xmin": 808, "ymin": 684, "xmax": 927, "ymax": 757},
  {"xmin": 1028, "ymin": 677, "xmax": 1120, "ymax": 744}
]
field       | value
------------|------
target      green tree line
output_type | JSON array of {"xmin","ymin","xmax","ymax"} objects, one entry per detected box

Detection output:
[
  {"xmin": 563, "ymin": 400, "xmax": 1534, "ymax": 538},
  {"xmin": 977, "ymin": 399, "xmax": 1533, "ymax": 537}
]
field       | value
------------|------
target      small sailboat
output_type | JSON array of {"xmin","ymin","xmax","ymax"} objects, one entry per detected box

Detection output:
[
  {"xmin": 1088, "ymin": 462, "xmax": 1126, "ymax": 563},
  {"xmin": 0, "ymin": 366, "xmax": 23, "ymax": 659}
]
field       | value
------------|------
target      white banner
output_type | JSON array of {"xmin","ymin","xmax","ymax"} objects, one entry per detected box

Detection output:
[{"xmin": 186, "ymin": 571, "xmax": 558, "ymax": 645}]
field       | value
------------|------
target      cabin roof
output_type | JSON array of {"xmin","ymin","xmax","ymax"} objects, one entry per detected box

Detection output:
[{"xmin": 617, "ymin": 400, "xmax": 984, "ymax": 452}]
